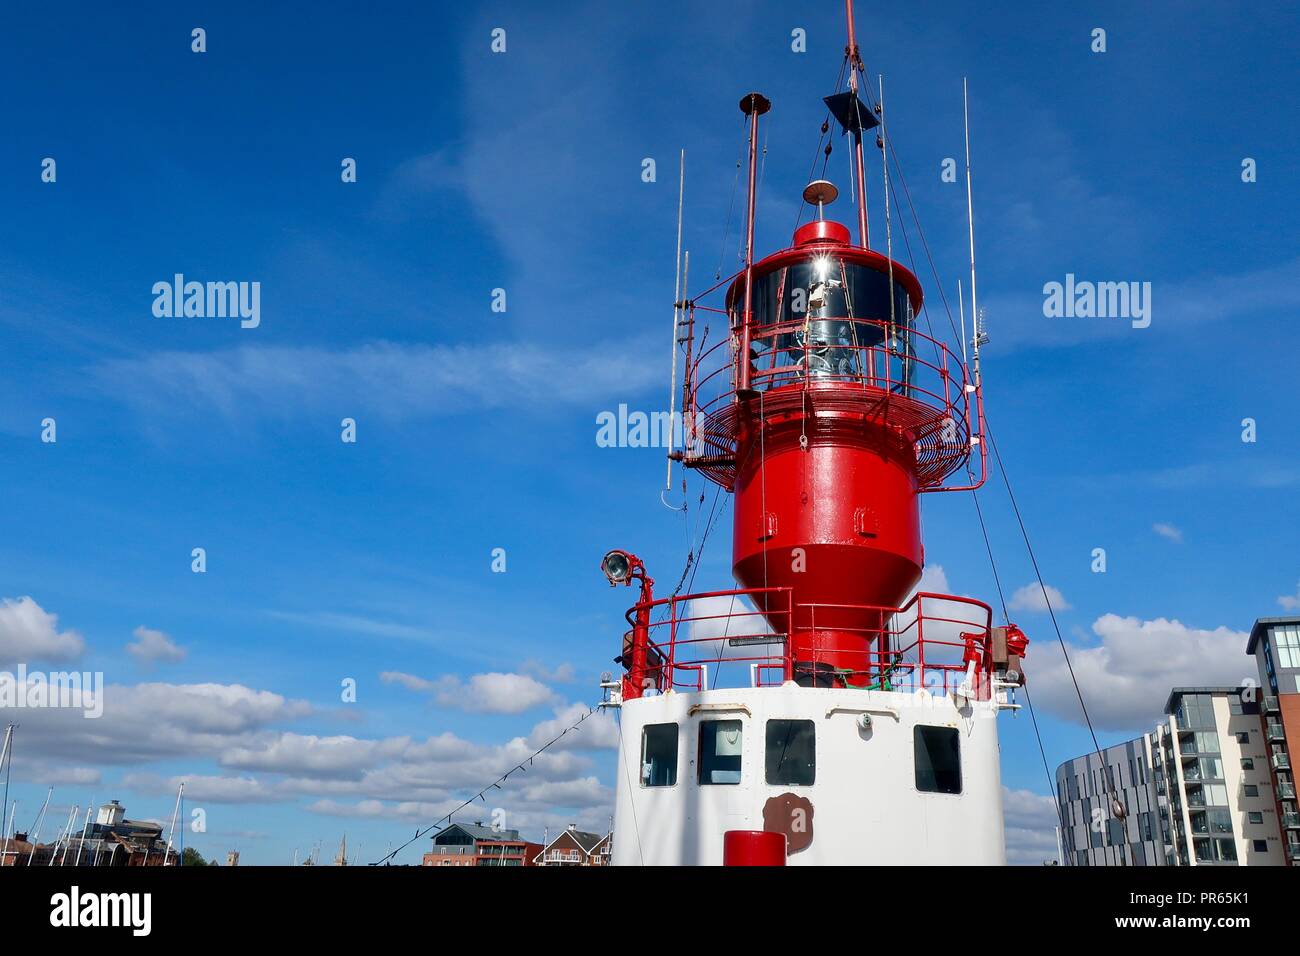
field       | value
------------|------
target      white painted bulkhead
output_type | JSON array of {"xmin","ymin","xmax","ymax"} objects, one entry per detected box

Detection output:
[{"xmin": 611, "ymin": 683, "xmax": 1007, "ymax": 865}]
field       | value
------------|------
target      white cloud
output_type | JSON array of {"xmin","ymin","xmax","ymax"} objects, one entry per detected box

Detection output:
[
  {"xmin": 0, "ymin": 596, "xmax": 85, "ymax": 667},
  {"xmin": 1152, "ymin": 522, "xmax": 1183, "ymax": 543},
  {"xmin": 379, "ymin": 670, "xmax": 435, "ymax": 692},
  {"xmin": 1030, "ymin": 614, "xmax": 1251, "ymax": 730},
  {"xmin": 917, "ymin": 564, "xmax": 950, "ymax": 594},
  {"xmin": 520, "ymin": 660, "xmax": 578, "ymax": 684},
  {"xmin": 124, "ymin": 773, "xmax": 281, "ymax": 805},
  {"xmin": 526, "ymin": 702, "xmax": 619, "ymax": 751},
  {"xmin": 519, "ymin": 776, "xmax": 611, "ymax": 809},
  {"xmin": 382, "ymin": 668, "xmax": 559, "ymax": 714},
  {"xmin": 1008, "ymin": 583, "xmax": 1072, "ymax": 613},
  {"xmin": 1003, "ymin": 787, "xmax": 1062, "ymax": 866},
  {"xmin": 127, "ymin": 626, "xmax": 186, "ymax": 665},
  {"xmin": 1278, "ymin": 581, "xmax": 1300, "ymax": 611},
  {"xmin": 219, "ymin": 733, "xmax": 411, "ymax": 779},
  {"xmin": 435, "ymin": 672, "xmax": 557, "ymax": 714},
  {"xmin": 11, "ymin": 681, "xmax": 313, "ymax": 765}
]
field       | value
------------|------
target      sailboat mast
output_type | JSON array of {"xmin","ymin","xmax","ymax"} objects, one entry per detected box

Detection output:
[{"xmin": 165, "ymin": 781, "xmax": 184, "ymax": 865}]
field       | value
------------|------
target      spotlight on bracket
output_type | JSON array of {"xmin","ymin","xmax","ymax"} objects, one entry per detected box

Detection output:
[{"xmin": 600, "ymin": 549, "xmax": 633, "ymax": 586}]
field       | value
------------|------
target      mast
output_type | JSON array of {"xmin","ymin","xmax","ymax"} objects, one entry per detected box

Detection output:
[
  {"xmin": 73, "ymin": 802, "xmax": 93, "ymax": 866},
  {"xmin": 26, "ymin": 787, "xmax": 52, "ymax": 866},
  {"xmin": 165, "ymin": 780, "xmax": 184, "ymax": 865},
  {"xmin": 0, "ymin": 723, "xmax": 13, "ymax": 855},
  {"xmin": 738, "ymin": 91, "xmax": 770, "ymax": 396},
  {"xmin": 963, "ymin": 77, "xmax": 983, "ymax": 385},
  {"xmin": 845, "ymin": 0, "xmax": 870, "ymax": 247}
]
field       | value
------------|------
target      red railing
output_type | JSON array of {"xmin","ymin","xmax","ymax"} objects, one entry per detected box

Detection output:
[
  {"xmin": 624, "ymin": 587, "xmax": 995, "ymax": 697},
  {"xmin": 679, "ymin": 310, "xmax": 985, "ymax": 492}
]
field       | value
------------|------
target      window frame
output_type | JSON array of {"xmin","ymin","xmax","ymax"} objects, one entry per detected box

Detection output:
[
  {"xmin": 639, "ymin": 722, "xmax": 680, "ymax": 788},
  {"xmin": 764, "ymin": 718, "xmax": 817, "ymax": 786},
  {"xmin": 697, "ymin": 718, "xmax": 745, "ymax": 786},
  {"xmin": 913, "ymin": 725, "xmax": 962, "ymax": 796}
]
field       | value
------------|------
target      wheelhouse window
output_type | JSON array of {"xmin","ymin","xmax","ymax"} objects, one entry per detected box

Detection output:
[
  {"xmin": 914, "ymin": 725, "xmax": 961, "ymax": 795},
  {"xmin": 640, "ymin": 722, "xmax": 678, "ymax": 787},
  {"xmin": 698, "ymin": 719, "xmax": 744, "ymax": 785},
  {"xmin": 765, "ymin": 719, "xmax": 816, "ymax": 786}
]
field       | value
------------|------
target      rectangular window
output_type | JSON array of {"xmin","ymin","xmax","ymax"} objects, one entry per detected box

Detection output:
[
  {"xmin": 1248, "ymin": 811, "xmax": 1263, "ymax": 824},
  {"xmin": 1208, "ymin": 808, "xmax": 1233, "ymax": 834},
  {"xmin": 1245, "ymin": 784, "xmax": 1259, "ymax": 797},
  {"xmin": 914, "ymin": 726, "xmax": 961, "ymax": 794},
  {"xmin": 765, "ymin": 719, "xmax": 816, "ymax": 786},
  {"xmin": 1253, "ymin": 840, "xmax": 1268, "ymax": 853},
  {"xmin": 1236, "ymin": 732, "xmax": 1250, "ymax": 744},
  {"xmin": 698, "ymin": 719, "xmax": 743, "ymax": 785},
  {"xmin": 640, "ymin": 722, "xmax": 678, "ymax": 787},
  {"xmin": 1273, "ymin": 624, "xmax": 1300, "ymax": 669},
  {"xmin": 1241, "ymin": 758, "xmax": 1254, "ymax": 771}
]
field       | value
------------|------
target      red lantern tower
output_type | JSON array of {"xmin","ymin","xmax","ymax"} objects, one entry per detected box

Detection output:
[{"xmin": 669, "ymin": 10, "xmax": 987, "ymax": 692}]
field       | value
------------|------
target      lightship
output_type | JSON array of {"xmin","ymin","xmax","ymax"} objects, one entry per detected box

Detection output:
[{"xmin": 598, "ymin": 0, "xmax": 1030, "ymax": 865}]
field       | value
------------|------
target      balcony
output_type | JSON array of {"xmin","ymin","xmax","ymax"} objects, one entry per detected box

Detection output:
[
  {"xmin": 1282, "ymin": 812, "xmax": 1300, "ymax": 830},
  {"xmin": 1264, "ymin": 695, "xmax": 1280, "ymax": 714},
  {"xmin": 1273, "ymin": 752, "xmax": 1292, "ymax": 771},
  {"xmin": 543, "ymin": 850, "xmax": 582, "ymax": 865},
  {"xmin": 1277, "ymin": 783, "xmax": 1297, "ymax": 801},
  {"xmin": 1289, "ymin": 844, "xmax": 1300, "ymax": 863},
  {"xmin": 1267, "ymin": 724, "xmax": 1286, "ymax": 742}
]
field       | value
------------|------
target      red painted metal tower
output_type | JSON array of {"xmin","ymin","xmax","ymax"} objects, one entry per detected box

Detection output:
[{"xmin": 606, "ymin": 1, "xmax": 1025, "ymax": 703}]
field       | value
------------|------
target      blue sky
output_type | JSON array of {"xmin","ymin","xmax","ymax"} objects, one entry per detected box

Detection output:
[{"xmin": 1, "ymin": 1, "xmax": 1297, "ymax": 865}]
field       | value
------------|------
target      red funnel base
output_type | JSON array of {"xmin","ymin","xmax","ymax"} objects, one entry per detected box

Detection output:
[{"xmin": 733, "ymin": 544, "xmax": 921, "ymax": 687}]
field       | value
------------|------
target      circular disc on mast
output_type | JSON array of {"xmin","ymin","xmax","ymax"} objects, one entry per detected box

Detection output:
[
  {"xmin": 739, "ymin": 91, "xmax": 771, "ymax": 115},
  {"xmin": 802, "ymin": 180, "xmax": 839, "ymax": 207}
]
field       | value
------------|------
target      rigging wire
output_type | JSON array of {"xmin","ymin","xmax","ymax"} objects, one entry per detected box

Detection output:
[
  {"xmin": 863, "ymin": 77, "xmax": 1106, "ymax": 860},
  {"xmin": 369, "ymin": 704, "xmax": 602, "ymax": 865}
]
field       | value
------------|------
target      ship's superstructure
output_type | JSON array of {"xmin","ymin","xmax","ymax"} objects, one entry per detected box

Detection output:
[{"xmin": 600, "ymin": 2, "xmax": 1028, "ymax": 865}]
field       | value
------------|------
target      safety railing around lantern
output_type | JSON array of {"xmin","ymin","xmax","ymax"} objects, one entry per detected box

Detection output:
[
  {"xmin": 622, "ymin": 587, "xmax": 995, "ymax": 697},
  {"xmin": 680, "ymin": 310, "xmax": 984, "ymax": 491}
]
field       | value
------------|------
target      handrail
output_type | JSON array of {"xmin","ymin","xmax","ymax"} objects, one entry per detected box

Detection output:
[
  {"xmin": 622, "ymin": 586, "xmax": 997, "ymax": 697},
  {"xmin": 680, "ymin": 311, "xmax": 984, "ymax": 492}
]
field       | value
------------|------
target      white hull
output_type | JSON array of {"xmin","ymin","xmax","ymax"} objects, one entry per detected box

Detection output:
[{"xmin": 611, "ymin": 683, "xmax": 1008, "ymax": 865}]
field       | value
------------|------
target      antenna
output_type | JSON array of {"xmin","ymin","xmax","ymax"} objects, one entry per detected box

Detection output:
[
  {"xmin": 962, "ymin": 77, "xmax": 984, "ymax": 381},
  {"xmin": 958, "ymin": 278, "xmax": 967, "ymax": 366},
  {"xmin": 878, "ymin": 74, "xmax": 896, "ymax": 340},
  {"xmin": 665, "ymin": 149, "xmax": 685, "ymax": 493}
]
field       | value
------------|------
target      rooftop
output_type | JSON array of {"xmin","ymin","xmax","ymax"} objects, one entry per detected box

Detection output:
[{"xmin": 1246, "ymin": 616, "xmax": 1300, "ymax": 655}]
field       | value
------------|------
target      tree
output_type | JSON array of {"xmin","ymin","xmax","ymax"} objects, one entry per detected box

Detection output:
[{"xmin": 181, "ymin": 847, "xmax": 210, "ymax": 867}]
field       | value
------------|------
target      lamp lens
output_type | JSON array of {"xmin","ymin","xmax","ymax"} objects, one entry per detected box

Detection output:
[{"xmin": 602, "ymin": 551, "xmax": 630, "ymax": 581}]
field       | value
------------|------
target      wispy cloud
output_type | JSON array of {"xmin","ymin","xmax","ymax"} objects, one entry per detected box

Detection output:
[
  {"xmin": 1278, "ymin": 582, "xmax": 1300, "ymax": 611},
  {"xmin": 1152, "ymin": 522, "xmax": 1183, "ymax": 543},
  {"xmin": 94, "ymin": 339, "xmax": 660, "ymax": 424},
  {"xmin": 982, "ymin": 257, "xmax": 1300, "ymax": 351}
]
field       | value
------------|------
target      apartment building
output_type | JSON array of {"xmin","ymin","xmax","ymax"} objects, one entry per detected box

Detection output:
[
  {"xmin": 1246, "ymin": 616, "xmax": 1300, "ymax": 864},
  {"xmin": 1057, "ymin": 686, "xmax": 1282, "ymax": 865}
]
